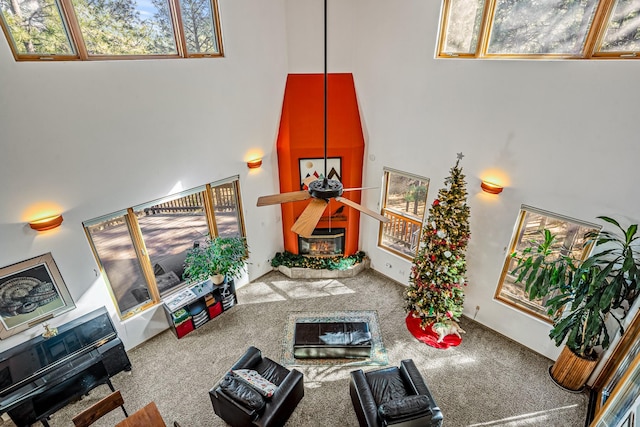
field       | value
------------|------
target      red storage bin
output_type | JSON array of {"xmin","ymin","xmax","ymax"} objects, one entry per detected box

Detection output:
[
  {"xmin": 175, "ymin": 317, "xmax": 194, "ymax": 339},
  {"xmin": 208, "ymin": 301, "xmax": 223, "ymax": 319}
]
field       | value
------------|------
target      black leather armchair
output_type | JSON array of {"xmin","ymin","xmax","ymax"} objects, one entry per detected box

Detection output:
[
  {"xmin": 210, "ymin": 346, "xmax": 304, "ymax": 427},
  {"xmin": 350, "ymin": 359, "xmax": 443, "ymax": 427}
]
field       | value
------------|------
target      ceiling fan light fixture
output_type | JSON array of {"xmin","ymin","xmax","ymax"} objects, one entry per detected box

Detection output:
[{"xmin": 308, "ymin": 178, "xmax": 343, "ymax": 199}]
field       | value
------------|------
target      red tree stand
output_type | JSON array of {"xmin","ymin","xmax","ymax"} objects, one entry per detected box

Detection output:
[{"xmin": 405, "ymin": 314, "xmax": 462, "ymax": 349}]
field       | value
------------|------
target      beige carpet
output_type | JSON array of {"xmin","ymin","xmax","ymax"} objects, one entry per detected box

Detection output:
[{"xmin": 22, "ymin": 269, "xmax": 587, "ymax": 427}]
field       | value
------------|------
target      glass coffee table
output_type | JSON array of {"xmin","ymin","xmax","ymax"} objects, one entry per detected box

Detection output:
[{"xmin": 293, "ymin": 321, "xmax": 372, "ymax": 359}]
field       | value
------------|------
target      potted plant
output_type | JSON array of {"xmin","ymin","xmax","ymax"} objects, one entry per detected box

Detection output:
[
  {"xmin": 511, "ymin": 216, "xmax": 640, "ymax": 391},
  {"xmin": 183, "ymin": 236, "xmax": 249, "ymax": 285}
]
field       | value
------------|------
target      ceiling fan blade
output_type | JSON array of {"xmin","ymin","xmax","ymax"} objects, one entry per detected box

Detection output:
[
  {"xmin": 342, "ymin": 186, "xmax": 378, "ymax": 192},
  {"xmin": 291, "ymin": 198, "xmax": 328, "ymax": 238},
  {"xmin": 257, "ymin": 191, "xmax": 310, "ymax": 207},
  {"xmin": 335, "ymin": 196, "xmax": 389, "ymax": 223},
  {"xmin": 302, "ymin": 175, "xmax": 317, "ymax": 188}
]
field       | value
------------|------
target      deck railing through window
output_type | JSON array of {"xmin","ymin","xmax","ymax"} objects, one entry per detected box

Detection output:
[
  {"xmin": 141, "ymin": 185, "xmax": 237, "ymax": 216},
  {"xmin": 144, "ymin": 193, "xmax": 206, "ymax": 215},
  {"xmin": 211, "ymin": 184, "xmax": 237, "ymax": 212},
  {"xmin": 381, "ymin": 210, "xmax": 423, "ymax": 254}
]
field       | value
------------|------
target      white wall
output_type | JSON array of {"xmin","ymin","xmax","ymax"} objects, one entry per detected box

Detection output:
[
  {"xmin": 285, "ymin": 0, "xmax": 356, "ymax": 73},
  {"xmin": 0, "ymin": 0, "xmax": 288, "ymax": 351}
]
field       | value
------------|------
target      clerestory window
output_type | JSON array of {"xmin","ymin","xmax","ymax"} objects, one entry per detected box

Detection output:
[
  {"xmin": 0, "ymin": 0, "xmax": 222, "ymax": 60},
  {"xmin": 438, "ymin": 0, "xmax": 640, "ymax": 59},
  {"xmin": 83, "ymin": 176, "xmax": 245, "ymax": 319}
]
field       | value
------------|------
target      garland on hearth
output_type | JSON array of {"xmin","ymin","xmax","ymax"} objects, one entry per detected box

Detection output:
[{"xmin": 271, "ymin": 251, "xmax": 366, "ymax": 270}]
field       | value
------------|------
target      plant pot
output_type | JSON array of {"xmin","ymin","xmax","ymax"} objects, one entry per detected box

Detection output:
[
  {"xmin": 549, "ymin": 345, "xmax": 598, "ymax": 392},
  {"xmin": 211, "ymin": 274, "xmax": 225, "ymax": 285}
]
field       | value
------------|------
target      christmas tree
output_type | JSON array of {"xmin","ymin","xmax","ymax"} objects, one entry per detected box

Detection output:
[{"xmin": 406, "ymin": 153, "xmax": 470, "ymax": 329}]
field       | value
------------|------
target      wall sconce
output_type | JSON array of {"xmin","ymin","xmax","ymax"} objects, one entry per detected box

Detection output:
[
  {"xmin": 247, "ymin": 158, "xmax": 262, "ymax": 169},
  {"xmin": 29, "ymin": 214, "xmax": 64, "ymax": 231},
  {"xmin": 481, "ymin": 181, "xmax": 504, "ymax": 195}
]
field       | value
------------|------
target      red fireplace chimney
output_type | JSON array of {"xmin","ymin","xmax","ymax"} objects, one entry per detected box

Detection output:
[{"xmin": 276, "ymin": 73, "xmax": 365, "ymax": 256}]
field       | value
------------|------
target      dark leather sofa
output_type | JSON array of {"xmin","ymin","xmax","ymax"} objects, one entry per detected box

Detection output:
[
  {"xmin": 209, "ymin": 346, "xmax": 304, "ymax": 427},
  {"xmin": 350, "ymin": 359, "xmax": 443, "ymax": 427}
]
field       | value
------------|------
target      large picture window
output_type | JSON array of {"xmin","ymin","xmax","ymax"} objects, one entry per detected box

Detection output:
[
  {"xmin": 0, "ymin": 0, "xmax": 222, "ymax": 60},
  {"xmin": 132, "ymin": 187, "xmax": 211, "ymax": 298},
  {"xmin": 84, "ymin": 176, "xmax": 245, "ymax": 319},
  {"xmin": 378, "ymin": 168, "xmax": 430, "ymax": 260},
  {"xmin": 438, "ymin": 0, "xmax": 640, "ymax": 59},
  {"xmin": 495, "ymin": 205, "xmax": 600, "ymax": 321}
]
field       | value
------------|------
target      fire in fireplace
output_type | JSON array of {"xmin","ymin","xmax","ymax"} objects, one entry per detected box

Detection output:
[{"xmin": 298, "ymin": 228, "xmax": 345, "ymax": 256}]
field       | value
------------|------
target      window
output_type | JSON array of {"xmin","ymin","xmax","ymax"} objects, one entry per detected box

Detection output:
[
  {"xmin": 438, "ymin": 0, "xmax": 640, "ymax": 59},
  {"xmin": 495, "ymin": 205, "xmax": 600, "ymax": 321},
  {"xmin": 85, "ymin": 212, "xmax": 151, "ymax": 315},
  {"xmin": 440, "ymin": 0, "xmax": 485, "ymax": 55},
  {"xmin": 132, "ymin": 187, "xmax": 210, "ymax": 298},
  {"xmin": 210, "ymin": 181, "xmax": 245, "ymax": 238},
  {"xmin": 84, "ymin": 176, "xmax": 245, "ymax": 319},
  {"xmin": 600, "ymin": 0, "xmax": 640, "ymax": 53},
  {"xmin": 0, "ymin": 0, "xmax": 222, "ymax": 60},
  {"xmin": 378, "ymin": 168, "xmax": 430, "ymax": 260}
]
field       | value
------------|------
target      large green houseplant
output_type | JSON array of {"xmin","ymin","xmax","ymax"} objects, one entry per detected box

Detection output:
[
  {"xmin": 511, "ymin": 216, "xmax": 640, "ymax": 390},
  {"xmin": 183, "ymin": 236, "xmax": 249, "ymax": 285}
]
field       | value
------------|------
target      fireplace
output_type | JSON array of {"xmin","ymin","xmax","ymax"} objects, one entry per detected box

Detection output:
[{"xmin": 298, "ymin": 228, "xmax": 345, "ymax": 257}]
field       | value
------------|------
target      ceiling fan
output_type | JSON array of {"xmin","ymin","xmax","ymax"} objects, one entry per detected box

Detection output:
[{"xmin": 256, "ymin": 0, "xmax": 389, "ymax": 239}]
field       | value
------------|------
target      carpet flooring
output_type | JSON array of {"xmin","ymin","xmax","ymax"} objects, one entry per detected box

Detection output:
[{"xmin": 12, "ymin": 269, "xmax": 589, "ymax": 427}]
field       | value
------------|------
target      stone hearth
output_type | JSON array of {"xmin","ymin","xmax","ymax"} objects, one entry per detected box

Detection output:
[{"xmin": 275, "ymin": 257, "xmax": 370, "ymax": 279}]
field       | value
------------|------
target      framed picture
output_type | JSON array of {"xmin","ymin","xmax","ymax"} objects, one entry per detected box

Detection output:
[
  {"xmin": 299, "ymin": 157, "xmax": 342, "ymax": 189},
  {"xmin": 0, "ymin": 253, "xmax": 75, "ymax": 339}
]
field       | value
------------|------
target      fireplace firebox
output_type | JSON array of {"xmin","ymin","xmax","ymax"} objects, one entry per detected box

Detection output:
[{"xmin": 298, "ymin": 228, "xmax": 345, "ymax": 257}]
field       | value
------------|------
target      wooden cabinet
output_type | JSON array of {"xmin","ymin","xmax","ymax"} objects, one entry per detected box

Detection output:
[{"xmin": 162, "ymin": 279, "xmax": 236, "ymax": 339}]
